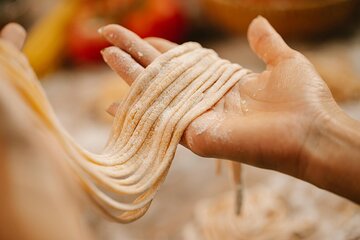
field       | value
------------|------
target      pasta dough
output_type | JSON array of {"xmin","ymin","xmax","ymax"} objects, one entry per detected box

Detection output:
[
  {"xmin": 0, "ymin": 39, "xmax": 250, "ymax": 223},
  {"xmin": 183, "ymin": 181, "xmax": 360, "ymax": 240},
  {"xmin": 184, "ymin": 187, "xmax": 317, "ymax": 240}
]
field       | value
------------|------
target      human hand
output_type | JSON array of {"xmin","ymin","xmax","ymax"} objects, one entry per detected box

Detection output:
[
  {"xmin": 100, "ymin": 16, "xmax": 338, "ymax": 179},
  {"xmin": 0, "ymin": 23, "xmax": 26, "ymax": 50}
]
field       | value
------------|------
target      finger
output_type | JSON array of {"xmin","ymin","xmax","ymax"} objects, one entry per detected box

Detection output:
[
  {"xmin": 247, "ymin": 16, "xmax": 296, "ymax": 66},
  {"xmin": 101, "ymin": 46, "xmax": 144, "ymax": 85},
  {"xmin": 144, "ymin": 37, "xmax": 178, "ymax": 53},
  {"xmin": 107, "ymin": 102, "xmax": 120, "ymax": 116},
  {"xmin": 99, "ymin": 24, "xmax": 160, "ymax": 67},
  {"xmin": 0, "ymin": 23, "xmax": 26, "ymax": 50}
]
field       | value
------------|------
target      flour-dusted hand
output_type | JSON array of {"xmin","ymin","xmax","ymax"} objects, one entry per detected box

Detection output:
[
  {"xmin": 184, "ymin": 16, "xmax": 335, "ymax": 175},
  {"xmin": 101, "ymin": 17, "xmax": 360, "ymax": 203}
]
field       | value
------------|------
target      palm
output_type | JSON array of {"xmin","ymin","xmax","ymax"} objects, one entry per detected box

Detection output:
[
  {"xmin": 101, "ymin": 17, "xmax": 335, "ymax": 175},
  {"xmin": 185, "ymin": 53, "xmax": 334, "ymax": 174}
]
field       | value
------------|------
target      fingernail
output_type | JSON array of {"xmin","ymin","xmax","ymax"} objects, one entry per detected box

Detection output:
[
  {"xmin": 98, "ymin": 27, "xmax": 104, "ymax": 35},
  {"xmin": 100, "ymin": 48, "xmax": 109, "ymax": 62},
  {"xmin": 100, "ymin": 47, "xmax": 111, "ymax": 55},
  {"xmin": 106, "ymin": 102, "xmax": 120, "ymax": 116}
]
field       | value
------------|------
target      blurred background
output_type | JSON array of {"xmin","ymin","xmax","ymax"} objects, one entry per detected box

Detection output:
[{"xmin": 1, "ymin": 0, "xmax": 360, "ymax": 239}]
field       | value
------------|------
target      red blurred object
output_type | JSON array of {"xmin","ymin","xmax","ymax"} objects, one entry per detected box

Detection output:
[
  {"xmin": 121, "ymin": 0, "xmax": 187, "ymax": 43},
  {"xmin": 67, "ymin": 0, "xmax": 187, "ymax": 64},
  {"xmin": 67, "ymin": 10, "xmax": 110, "ymax": 64}
]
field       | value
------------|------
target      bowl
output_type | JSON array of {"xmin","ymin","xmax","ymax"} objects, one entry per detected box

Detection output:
[{"xmin": 201, "ymin": 0, "xmax": 359, "ymax": 38}]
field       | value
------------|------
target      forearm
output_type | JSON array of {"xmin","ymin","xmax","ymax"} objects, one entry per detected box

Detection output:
[{"xmin": 302, "ymin": 107, "xmax": 360, "ymax": 203}]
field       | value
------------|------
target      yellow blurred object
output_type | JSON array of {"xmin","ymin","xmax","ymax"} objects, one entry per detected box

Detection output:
[{"xmin": 24, "ymin": 0, "xmax": 80, "ymax": 77}]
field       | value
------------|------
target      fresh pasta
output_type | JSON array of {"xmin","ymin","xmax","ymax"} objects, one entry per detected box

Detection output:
[{"xmin": 0, "ymin": 39, "xmax": 250, "ymax": 223}]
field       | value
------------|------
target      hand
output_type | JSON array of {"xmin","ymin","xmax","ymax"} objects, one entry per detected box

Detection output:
[
  {"xmin": 0, "ymin": 23, "xmax": 26, "ymax": 50},
  {"xmin": 100, "ymin": 17, "xmax": 360, "ymax": 204},
  {"xmin": 100, "ymin": 17, "xmax": 337, "ymax": 178}
]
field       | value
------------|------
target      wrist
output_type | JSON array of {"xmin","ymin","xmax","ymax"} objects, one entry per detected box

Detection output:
[{"xmin": 300, "ymin": 104, "xmax": 360, "ymax": 202}]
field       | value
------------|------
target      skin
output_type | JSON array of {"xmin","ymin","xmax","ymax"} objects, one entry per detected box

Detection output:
[
  {"xmin": 99, "ymin": 17, "xmax": 360, "ymax": 203},
  {"xmin": 0, "ymin": 23, "xmax": 26, "ymax": 50},
  {"xmin": 1, "ymin": 18, "xmax": 359, "ymax": 203},
  {"xmin": 1, "ymin": 23, "xmax": 96, "ymax": 240}
]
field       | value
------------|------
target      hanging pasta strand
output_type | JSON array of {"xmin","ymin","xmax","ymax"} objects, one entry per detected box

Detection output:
[
  {"xmin": 0, "ymin": 39, "xmax": 251, "ymax": 222},
  {"xmin": 231, "ymin": 162, "xmax": 243, "ymax": 215},
  {"xmin": 215, "ymin": 159, "xmax": 244, "ymax": 215},
  {"xmin": 215, "ymin": 159, "xmax": 222, "ymax": 175}
]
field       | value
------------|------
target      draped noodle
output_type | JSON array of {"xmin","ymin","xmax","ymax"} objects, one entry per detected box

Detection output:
[{"xmin": 0, "ymin": 40, "xmax": 250, "ymax": 223}]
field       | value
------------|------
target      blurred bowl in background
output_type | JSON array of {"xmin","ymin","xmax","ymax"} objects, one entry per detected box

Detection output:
[{"xmin": 201, "ymin": 0, "xmax": 359, "ymax": 38}]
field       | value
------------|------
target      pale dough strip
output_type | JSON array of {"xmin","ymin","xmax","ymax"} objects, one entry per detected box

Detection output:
[{"xmin": 0, "ymin": 40, "xmax": 250, "ymax": 223}]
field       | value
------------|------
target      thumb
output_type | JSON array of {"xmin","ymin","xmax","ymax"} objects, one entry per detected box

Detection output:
[
  {"xmin": 0, "ymin": 23, "xmax": 26, "ymax": 50},
  {"xmin": 247, "ymin": 16, "xmax": 296, "ymax": 66}
]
